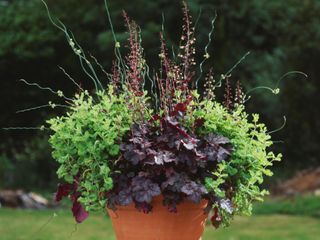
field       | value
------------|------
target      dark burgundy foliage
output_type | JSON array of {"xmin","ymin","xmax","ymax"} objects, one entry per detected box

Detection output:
[
  {"xmin": 181, "ymin": 181, "xmax": 207, "ymax": 203},
  {"xmin": 54, "ymin": 183, "xmax": 72, "ymax": 202},
  {"xmin": 117, "ymin": 188, "xmax": 133, "ymax": 206},
  {"xmin": 211, "ymin": 207, "xmax": 222, "ymax": 229},
  {"xmin": 194, "ymin": 118, "xmax": 205, "ymax": 129},
  {"xmin": 108, "ymin": 108, "xmax": 234, "ymax": 213},
  {"xmin": 54, "ymin": 180, "xmax": 89, "ymax": 223},
  {"xmin": 131, "ymin": 176, "xmax": 161, "ymax": 203},
  {"xmin": 72, "ymin": 199, "xmax": 89, "ymax": 223}
]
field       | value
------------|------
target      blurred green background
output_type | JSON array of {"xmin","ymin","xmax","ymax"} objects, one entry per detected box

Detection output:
[{"xmin": 0, "ymin": 0, "xmax": 320, "ymax": 239}]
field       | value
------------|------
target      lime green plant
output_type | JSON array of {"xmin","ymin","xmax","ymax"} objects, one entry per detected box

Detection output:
[
  {"xmin": 47, "ymin": 88, "xmax": 147, "ymax": 211},
  {"xmin": 191, "ymin": 101, "xmax": 282, "ymax": 226}
]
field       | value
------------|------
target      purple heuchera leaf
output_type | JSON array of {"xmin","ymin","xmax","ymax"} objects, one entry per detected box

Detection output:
[
  {"xmin": 202, "ymin": 133, "xmax": 233, "ymax": 162},
  {"xmin": 162, "ymin": 191, "xmax": 183, "ymax": 213},
  {"xmin": 177, "ymin": 151, "xmax": 193, "ymax": 166},
  {"xmin": 164, "ymin": 117, "xmax": 190, "ymax": 138},
  {"xmin": 131, "ymin": 176, "xmax": 161, "ymax": 203},
  {"xmin": 181, "ymin": 181, "xmax": 207, "ymax": 203},
  {"xmin": 116, "ymin": 114, "xmax": 235, "ymax": 225},
  {"xmin": 161, "ymin": 172, "xmax": 188, "ymax": 192},
  {"xmin": 200, "ymin": 146, "xmax": 216, "ymax": 162},
  {"xmin": 117, "ymin": 188, "xmax": 133, "ymax": 205},
  {"xmin": 146, "ymin": 148, "xmax": 157, "ymax": 157},
  {"xmin": 72, "ymin": 199, "xmax": 89, "ymax": 223},
  {"xmin": 154, "ymin": 151, "xmax": 177, "ymax": 165},
  {"xmin": 123, "ymin": 149, "xmax": 146, "ymax": 165},
  {"xmin": 164, "ymin": 116, "xmax": 179, "ymax": 126},
  {"xmin": 181, "ymin": 138, "xmax": 198, "ymax": 150},
  {"xmin": 205, "ymin": 133, "xmax": 230, "ymax": 145},
  {"xmin": 217, "ymin": 147, "xmax": 231, "ymax": 162},
  {"xmin": 106, "ymin": 192, "xmax": 118, "ymax": 211},
  {"xmin": 131, "ymin": 123, "xmax": 148, "ymax": 136}
]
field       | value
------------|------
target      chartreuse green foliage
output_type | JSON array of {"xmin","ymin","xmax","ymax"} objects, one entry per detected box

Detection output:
[
  {"xmin": 47, "ymin": 87, "xmax": 137, "ymax": 211},
  {"xmin": 191, "ymin": 100, "xmax": 282, "ymax": 226}
]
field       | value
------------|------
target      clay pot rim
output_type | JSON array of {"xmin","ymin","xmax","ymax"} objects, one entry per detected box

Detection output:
[{"xmin": 107, "ymin": 194, "xmax": 208, "ymax": 211}]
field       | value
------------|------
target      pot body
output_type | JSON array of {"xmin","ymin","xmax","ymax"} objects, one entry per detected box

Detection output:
[{"xmin": 107, "ymin": 196, "xmax": 208, "ymax": 240}]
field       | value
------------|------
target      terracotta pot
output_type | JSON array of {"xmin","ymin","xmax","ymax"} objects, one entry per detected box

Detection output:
[{"xmin": 107, "ymin": 196, "xmax": 208, "ymax": 240}]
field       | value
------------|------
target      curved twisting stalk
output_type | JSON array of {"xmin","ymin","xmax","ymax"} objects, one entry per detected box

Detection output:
[
  {"xmin": 16, "ymin": 104, "xmax": 70, "ymax": 114},
  {"xmin": 195, "ymin": 11, "xmax": 217, "ymax": 90},
  {"xmin": 245, "ymin": 71, "xmax": 308, "ymax": 96},
  {"xmin": 41, "ymin": 0, "xmax": 104, "ymax": 92},
  {"xmin": 267, "ymin": 116, "xmax": 287, "ymax": 135},
  {"xmin": 19, "ymin": 79, "xmax": 72, "ymax": 101},
  {"xmin": 103, "ymin": 0, "xmax": 127, "ymax": 79},
  {"xmin": 58, "ymin": 66, "xmax": 84, "ymax": 92},
  {"xmin": 215, "ymin": 51, "xmax": 251, "ymax": 88}
]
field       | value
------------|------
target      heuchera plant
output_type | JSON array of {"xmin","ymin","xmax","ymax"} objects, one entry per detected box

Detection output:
[{"xmin": 42, "ymin": 1, "xmax": 282, "ymax": 227}]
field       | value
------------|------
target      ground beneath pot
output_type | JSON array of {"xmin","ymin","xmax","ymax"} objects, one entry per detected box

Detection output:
[{"xmin": 0, "ymin": 208, "xmax": 319, "ymax": 240}]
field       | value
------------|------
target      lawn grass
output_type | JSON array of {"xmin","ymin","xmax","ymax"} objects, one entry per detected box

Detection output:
[
  {"xmin": 253, "ymin": 195, "xmax": 320, "ymax": 218},
  {"xmin": 204, "ymin": 215, "xmax": 320, "ymax": 240},
  {"xmin": 0, "ymin": 207, "xmax": 319, "ymax": 240}
]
